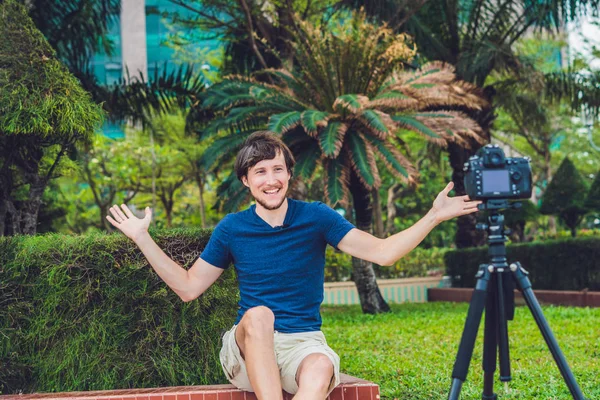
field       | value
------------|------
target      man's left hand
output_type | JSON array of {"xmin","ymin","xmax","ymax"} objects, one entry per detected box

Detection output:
[{"xmin": 431, "ymin": 182, "xmax": 482, "ymax": 223}]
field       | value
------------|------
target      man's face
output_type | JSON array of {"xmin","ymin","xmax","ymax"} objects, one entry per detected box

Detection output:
[{"xmin": 242, "ymin": 151, "xmax": 291, "ymax": 211}]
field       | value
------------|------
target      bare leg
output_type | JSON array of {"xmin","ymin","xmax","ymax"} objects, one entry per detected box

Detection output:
[
  {"xmin": 293, "ymin": 353, "xmax": 334, "ymax": 400},
  {"xmin": 236, "ymin": 306, "xmax": 283, "ymax": 400}
]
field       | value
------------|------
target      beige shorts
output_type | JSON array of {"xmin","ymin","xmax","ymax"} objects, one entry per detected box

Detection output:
[{"xmin": 219, "ymin": 324, "xmax": 340, "ymax": 394}]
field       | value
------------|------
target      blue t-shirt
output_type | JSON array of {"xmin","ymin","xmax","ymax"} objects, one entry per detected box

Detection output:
[{"xmin": 200, "ymin": 198, "xmax": 355, "ymax": 333}]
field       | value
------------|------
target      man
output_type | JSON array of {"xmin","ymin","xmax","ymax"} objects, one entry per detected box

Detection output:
[{"xmin": 107, "ymin": 131, "xmax": 481, "ymax": 400}]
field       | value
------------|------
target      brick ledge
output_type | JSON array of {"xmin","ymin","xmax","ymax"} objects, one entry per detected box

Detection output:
[{"xmin": 0, "ymin": 374, "xmax": 379, "ymax": 400}]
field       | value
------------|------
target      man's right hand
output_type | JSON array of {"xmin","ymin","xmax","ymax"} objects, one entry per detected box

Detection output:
[{"xmin": 106, "ymin": 204, "xmax": 152, "ymax": 243}]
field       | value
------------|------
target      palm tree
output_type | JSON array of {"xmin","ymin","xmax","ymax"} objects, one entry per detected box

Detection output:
[{"xmin": 195, "ymin": 13, "xmax": 487, "ymax": 313}]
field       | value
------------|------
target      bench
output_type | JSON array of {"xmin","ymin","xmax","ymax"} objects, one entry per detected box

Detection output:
[{"xmin": 0, "ymin": 374, "xmax": 379, "ymax": 400}]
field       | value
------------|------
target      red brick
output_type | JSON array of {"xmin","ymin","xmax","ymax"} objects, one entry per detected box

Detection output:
[
  {"xmin": 203, "ymin": 394, "xmax": 217, "ymax": 400},
  {"xmin": 229, "ymin": 392, "xmax": 245, "ymax": 400},
  {"xmin": 217, "ymin": 392, "xmax": 231, "ymax": 400},
  {"xmin": 244, "ymin": 393, "xmax": 258, "ymax": 400},
  {"xmin": 190, "ymin": 394, "xmax": 203, "ymax": 400},
  {"xmin": 344, "ymin": 386, "xmax": 359, "ymax": 400},
  {"xmin": 149, "ymin": 395, "xmax": 163, "ymax": 400},
  {"xmin": 357, "ymin": 386, "xmax": 372, "ymax": 400},
  {"xmin": 372, "ymin": 386, "xmax": 380, "ymax": 399},
  {"xmin": 176, "ymin": 395, "xmax": 190, "ymax": 400}
]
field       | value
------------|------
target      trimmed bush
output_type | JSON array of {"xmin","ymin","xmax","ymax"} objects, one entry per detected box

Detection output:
[
  {"xmin": 0, "ymin": 229, "xmax": 238, "ymax": 394},
  {"xmin": 445, "ymin": 237, "xmax": 600, "ymax": 290}
]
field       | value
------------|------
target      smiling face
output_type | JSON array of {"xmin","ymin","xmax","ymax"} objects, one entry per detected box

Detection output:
[{"xmin": 241, "ymin": 151, "xmax": 291, "ymax": 211}]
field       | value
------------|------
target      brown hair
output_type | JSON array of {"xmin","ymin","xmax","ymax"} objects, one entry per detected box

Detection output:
[{"xmin": 235, "ymin": 131, "xmax": 295, "ymax": 181}]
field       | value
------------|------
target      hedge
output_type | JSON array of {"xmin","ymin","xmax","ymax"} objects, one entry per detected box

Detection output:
[
  {"xmin": 445, "ymin": 237, "xmax": 600, "ymax": 290},
  {"xmin": 0, "ymin": 229, "xmax": 238, "ymax": 394},
  {"xmin": 0, "ymin": 228, "xmax": 447, "ymax": 394}
]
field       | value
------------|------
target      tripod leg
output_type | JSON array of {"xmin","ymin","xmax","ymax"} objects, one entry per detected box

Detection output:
[
  {"xmin": 481, "ymin": 275, "xmax": 498, "ymax": 400},
  {"xmin": 448, "ymin": 265, "xmax": 492, "ymax": 400},
  {"xmin": 511, "ymin": 262, "xmax": 586, "ymax": 400},
  {"xmin": 495, "ymin": 271, "xmax": 511, "ymax": 383}
]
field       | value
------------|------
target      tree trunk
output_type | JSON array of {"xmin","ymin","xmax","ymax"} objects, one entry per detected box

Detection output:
[
  {"xmin": 371, "ymin": 188, "xmax": 384, "ymax": 238},
  {"xmin": 349, "ymin": 172, "xmax": 390, "ymax": 314},
  {"xmin": 0, "ymin": 199, "xmax": 7, "ymax": 236},
  {"xmin": 20, "ymin": 176, "xmax": 46, "ymax": 235},
  {"xmin": 195, "ymin": 174, "xmax": 207, "ymax": 228}
]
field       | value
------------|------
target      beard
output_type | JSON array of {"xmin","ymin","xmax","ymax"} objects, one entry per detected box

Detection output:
[{"xmin": 254, "ymin": 194, "xmax": 287, "ymax": 210}]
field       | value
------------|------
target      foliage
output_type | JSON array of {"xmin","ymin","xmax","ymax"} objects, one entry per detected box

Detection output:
[
  {"xmin": 322, "ymin": 302, "xmax": 600, "ymax": 399},
  {"xmin": 0, "ymin": 229, "xmax": 238, "ymax": 393},
  {"xmin": 164, "ymin": 0, "xmax": 339, "ymax": 74},
  {"xmin": 540, "ymin": 157, "xmax": 589, "ymax": 236},
  {"xmin": 198, "ymin": 12, "xmax": 487, "ymax": 210},
  {"xmin": 0, "ymin": 0, "xmax": 104, "ymax": 235},
  {"xmin": 0, "ymin": 0, "xmax": 103, "ymax": 138},
  {"xmin": 445, "ymin": 236, "xmax": 600, "ymax": 290},
  {"xmin": 585, "ymin": 171, "xmax": 600, "ymax": 211}
]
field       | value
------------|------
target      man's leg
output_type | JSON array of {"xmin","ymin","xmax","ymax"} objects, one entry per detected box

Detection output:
[
  {"xmin": 293, "ymin": 353, "xmax": 334, "ymax": 400},
  {"xmin": 235, "ymin": 306, "xmax": 283, "ymax": 400}
]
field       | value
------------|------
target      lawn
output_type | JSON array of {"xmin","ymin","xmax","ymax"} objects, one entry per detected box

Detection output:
[{"xmin": 322, "ymin": 302, "xmax": 600, "ymax": 400}]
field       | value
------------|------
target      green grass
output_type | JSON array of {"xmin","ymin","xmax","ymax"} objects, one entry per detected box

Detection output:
[{"xmin": 321, "ymin": 302, "xmax": 600, "ymax": 400}]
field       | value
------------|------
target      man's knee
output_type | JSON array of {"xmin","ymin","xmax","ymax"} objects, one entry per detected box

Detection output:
[
  {"xmin": 297, "ymin": 353, "xmax": 334, "ymax": 389},
  {"xmin": 239, "ymin": 306, "xmax": 275, "ymax": 338}
]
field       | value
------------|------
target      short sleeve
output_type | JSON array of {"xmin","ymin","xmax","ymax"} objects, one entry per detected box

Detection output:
[
  {"xmin": 314, "ymin": 202, "xmax": 355, "ymax": 249},
  {"xmin": 200, "ymin": 216, "xmax": 233, "ymax": 269}
]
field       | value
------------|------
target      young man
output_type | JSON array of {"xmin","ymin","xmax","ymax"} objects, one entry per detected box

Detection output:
[{"xmin": 107, "ymin": 131, "xmax": 481, "ymax": 400}]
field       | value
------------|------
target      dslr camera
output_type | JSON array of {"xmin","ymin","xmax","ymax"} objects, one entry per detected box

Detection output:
[{"xmin": 464, "ymin": 144, "xmax": 532, "ymax": 200}]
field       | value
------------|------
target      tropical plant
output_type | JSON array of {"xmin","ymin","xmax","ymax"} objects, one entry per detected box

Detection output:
[
  {"xmin": 195, "ymin": 13, "xmax": 487, "ymax": 313},
  {"xmin": 0, "ymin": 0, "xmax": 104, "ymax": 235},
  {"xmin": 540, "ymin": 157, "xmax": 589, "ymax": 236}
]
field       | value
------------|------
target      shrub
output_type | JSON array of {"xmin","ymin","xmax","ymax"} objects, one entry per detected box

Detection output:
[
  {"xmin": 0, "ymin": 229, "xmax": 238, "ymax": 394},
  {"xmin": 540, "ymin": 157, "xmax": 589, "ymax": 237},
  {"xmin": 445, "ymin": 237, "xmax": 600, "ymax": 290}
]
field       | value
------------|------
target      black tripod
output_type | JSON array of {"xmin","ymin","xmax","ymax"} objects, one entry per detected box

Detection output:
[{"xmin": 447, "ymin": 200, "xmax": 586, "ymax": 400}]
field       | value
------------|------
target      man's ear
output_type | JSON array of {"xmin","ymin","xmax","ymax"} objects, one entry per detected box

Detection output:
[{"xmin": 241, "ymin": 176, "xmax": 249, "ymax": 188}]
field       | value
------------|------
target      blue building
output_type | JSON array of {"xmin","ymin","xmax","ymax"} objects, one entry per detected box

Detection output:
[{"xmin": 90, "ymin": 0, "xmax": 220, "ymax": 138}]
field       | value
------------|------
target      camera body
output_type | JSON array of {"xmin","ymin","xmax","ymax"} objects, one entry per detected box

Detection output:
[{"xmin": 464, "ymin": 144, "xmax": 532, "ymax": 200}]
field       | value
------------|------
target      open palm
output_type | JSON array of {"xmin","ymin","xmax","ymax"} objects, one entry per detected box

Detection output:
[
  {"xmin": 106, "ymin": 204, "xmax": 152, "ymax": 242},
  {"xmin": 432, "ymin": 182, "xmax": 482, "ymax": 223}
]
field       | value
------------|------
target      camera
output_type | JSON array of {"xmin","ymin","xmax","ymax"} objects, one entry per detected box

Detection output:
[{"xmin": 464, "ymin": 144, "xmax": 532, "ymax": 200}]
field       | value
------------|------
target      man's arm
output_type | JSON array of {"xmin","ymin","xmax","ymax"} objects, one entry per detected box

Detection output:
[
  {"xmin": 107, "ymin": 204, "xmax": 223, "ymax": 302},
  {"xmin": 337, "ymin": 182, "xmax": 481, "ymax": 266}
]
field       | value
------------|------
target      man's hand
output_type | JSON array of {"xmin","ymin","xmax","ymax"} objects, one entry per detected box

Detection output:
[
  {"xmin": 431, "ymin": 182, "xmax": 482, "ymax": 223},
  {"xmin": 106, "ymin": 204, "xmax": 152, "ymax": 243}
]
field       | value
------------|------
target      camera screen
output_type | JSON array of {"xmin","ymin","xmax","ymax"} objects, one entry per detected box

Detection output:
[{"xmin": 482, "ymin": 170, "xmax": 510, "ymax": 194}]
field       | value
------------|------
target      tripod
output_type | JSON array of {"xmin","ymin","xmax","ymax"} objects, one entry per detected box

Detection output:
[{"xmin": 447, "ymin": 201, "xmax": 586, "ymax": 400}]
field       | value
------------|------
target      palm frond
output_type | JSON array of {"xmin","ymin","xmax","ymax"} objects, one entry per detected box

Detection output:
[
  {"xmin": 413, "ymin": 111, "xmax": 486, "ymax": 146},
  {"xmin": 345, "ymin": 131, "xmax": 381, "ymax": 190},
  {"xmin": 323, "ymin": 158, "xmax": 350, "ymax": 207},
  {"xmin": 333, "ymin": 94, "xmax": 369, "ymax": 114},
  {"xmin": 364, "ymin": 134, "xmax": 417, "ymax": 184},
  {"xmin": 358, "ymin": 109, "xmax": 391, "ymax": 138},
  {"xmin": 293, "ymin": 144, "xmax": 322, "ymax": 180},
  {"xmin": 215, "ymin": 174, "xmax": 250, "ymax": 213},
  {"xmin": 369, "ymin": 90, "xmax": 420, "ymax": 110},
  {"xmin": 199, "ymin": 130, "xmax": 254, "ymax": 170},
  {"xmin": 392, "ymin": 114, "xmax": 447, "ymax": 147},
  {"xmin": 267, "ymin": 111, "xmax": 302, "ymax": 134},
  {"xmin": 301, "ymin": 110, "xmax": 330, "ymax": 137},
  {"xmin": 319, "ymin": 121, "xmax": 348, "ymax": 158}
]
